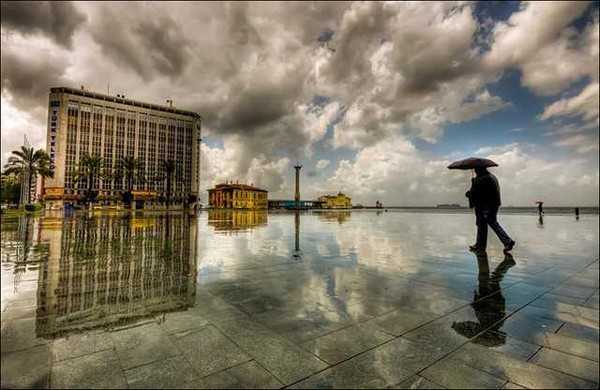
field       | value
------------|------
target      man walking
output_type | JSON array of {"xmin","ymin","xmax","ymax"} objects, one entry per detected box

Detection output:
[{"xmin": 466, "ymin": 167, "xmax": 515, "ymax": 254}]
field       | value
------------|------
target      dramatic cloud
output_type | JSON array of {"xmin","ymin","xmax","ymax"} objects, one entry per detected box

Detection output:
[
  {"xmin": 541, "ymin": 82, "xmax": 599, "ymax": 128},
  {"xmin": 329, "ymin": 137, "xmax": 599, "ymax": 206},
  {"xmin": 1, "ymin": 1, "xmax": 598, "ymax": 205},
  {"xmin": 0, "ymin": 1, "xmax": 86, "ymax": 48}
]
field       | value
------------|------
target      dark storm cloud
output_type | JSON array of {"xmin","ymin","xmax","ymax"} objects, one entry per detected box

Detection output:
[
  {"xmin": 89, "ymin": 7, "xmax": 191, "ymax": 80},
  {"xmin": 0, "ymin": 1, "xmax": 86, "ymax": 48},
  {"xmin": 0, "ymin": 47, "xmax": 70, "ymax": 109},
  {"xmin": 134, "ymin": 17, "xmax": 191, "ymax": 77},
  {"xmin": 218, "ymin": 79, "xmax": 302, "ymax": 132}
]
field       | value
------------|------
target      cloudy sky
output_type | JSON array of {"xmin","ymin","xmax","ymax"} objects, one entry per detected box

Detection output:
[{"xmin": 1, "ymin": 1, "xmax": 598, "ymax": 206}]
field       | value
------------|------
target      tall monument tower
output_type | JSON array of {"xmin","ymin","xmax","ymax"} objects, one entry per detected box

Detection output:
[{"xmin": 294, "ymin": 164, "xmax": 302, "ymax": 208}]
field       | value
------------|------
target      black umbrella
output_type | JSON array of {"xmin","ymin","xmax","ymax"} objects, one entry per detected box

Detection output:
[{"xmin": 447, "ymin": 157, "xmax": 498, "ymax": 170}]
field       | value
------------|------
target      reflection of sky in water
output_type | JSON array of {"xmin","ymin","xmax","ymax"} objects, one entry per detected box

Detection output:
[
  {"xmin": 1, "ymin": 211, "xmax": 598, "ymax": 339},
  {"xmin": 197, "ymin": 211, "xmax": 599, "ymax": 281}
]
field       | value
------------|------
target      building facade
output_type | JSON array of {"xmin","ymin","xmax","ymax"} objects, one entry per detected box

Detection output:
[
  {"xmin": 43, "ymin": 87, "xmax": 202, "ymax": 209},
  {"xmin": 318, "ymin": 192, "xmax": 352, "ymax": 209},
  {"xmin": 208, "ymin": 183, "xmax": 268, "ymax": 209}
]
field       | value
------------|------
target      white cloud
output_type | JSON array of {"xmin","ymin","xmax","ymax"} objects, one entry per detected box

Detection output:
[
  {"xmin": 316, "ymin": 159, "xmax": 330, "ymax": 170},
  {"xmin": 553, "ymin": 133, "xmax": 600, "ymax": 154},
  {"xmin": 329, "ymin": 137, "xmax": 599, "ymax": 206},
  {"xmin": 540, "ymin": 82, "xmax": 599, "ymax": 127}
]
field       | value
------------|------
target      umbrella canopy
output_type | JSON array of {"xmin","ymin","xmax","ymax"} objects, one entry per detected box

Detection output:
[{"xmin": 447, "ymin": 157, "xmax": 498, "ymax": 170}]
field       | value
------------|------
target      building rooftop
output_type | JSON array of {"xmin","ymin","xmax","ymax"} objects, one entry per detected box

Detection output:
[
  {"xmin": 50, "ymin": 86, "xmax": 201, "ymax": 119},
  {"xmin": 209, "ymin": 183, "xmax": 268, "ymax": 193}
]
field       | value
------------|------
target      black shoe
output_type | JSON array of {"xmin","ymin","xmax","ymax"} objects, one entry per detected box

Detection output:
[
  {"xmin": 503, "ymin": 240, "xmax": 516, "ymax": 253},
  {"xmin": 469, "ymin": 245, "xmax": 486, "ymax": 254}
]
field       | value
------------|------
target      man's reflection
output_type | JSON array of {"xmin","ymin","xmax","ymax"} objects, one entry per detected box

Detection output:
[{"xmin": 452, "ymin": 253, "xmax": 515, "ymax": 346}]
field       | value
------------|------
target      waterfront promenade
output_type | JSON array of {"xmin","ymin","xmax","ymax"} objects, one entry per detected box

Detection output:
[{"xmin": 1, "ymin": 211, "xmax": 598, "ymax": 388}]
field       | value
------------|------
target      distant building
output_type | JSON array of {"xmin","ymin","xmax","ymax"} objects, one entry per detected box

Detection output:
[
  {"xmin": 43, "ymin": 87, "xmax": 202, "ymax": 209},
  {"xmin": 208, "ymin": 183, "xmax": 268, "ymax": 209},
  {"xmin": 318, "ymin": 192, "xmax": 352, "ymax": 209}
]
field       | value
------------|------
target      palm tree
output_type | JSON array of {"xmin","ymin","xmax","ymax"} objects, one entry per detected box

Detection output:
[
  {"xmin": 121, "ymin": 156, "xmax": 142, "ymax": 193},
  {"xmin": 120, "ymin": 156, "xmax": 143, "ymax": 206},
  {"xmin": 73, "ymin": 153, "xmax": 103, "ymax": 204},
  {"xmin": 161, "ymin": 159, "xmax": 175, "ymax": 208},
  {"xmin": 3, "ymin": 146, "xmax": 53, "ymax": 205}
]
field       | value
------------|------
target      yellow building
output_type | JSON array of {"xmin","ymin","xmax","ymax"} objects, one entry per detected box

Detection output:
[
  {"xmin": 208, "ymin": 183, "xmax": 268, "ymax": 209},
  {"xmin": 318, "ymin": 192, "xmax": 352, "ymax": 209},
  {"xmin": 208, "ymin": 209, "xmax": 267, "ymax": 232}
]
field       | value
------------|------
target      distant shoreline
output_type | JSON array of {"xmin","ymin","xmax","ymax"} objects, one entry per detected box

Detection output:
[{"xmin": 354, "ymin": 206, "xmax": 600, "ymax": 214}]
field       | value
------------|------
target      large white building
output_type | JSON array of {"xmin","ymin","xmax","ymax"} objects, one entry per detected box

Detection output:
[{"xmin": 43, "ymin": 87, "xmax": 202, "ymax": 209}]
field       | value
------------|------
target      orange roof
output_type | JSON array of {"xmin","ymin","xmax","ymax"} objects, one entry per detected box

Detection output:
[{"xmin": 209, "ymin": 183, "xmax": 268, "ymax": 193}]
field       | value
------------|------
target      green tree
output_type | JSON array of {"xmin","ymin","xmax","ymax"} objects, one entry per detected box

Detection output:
[
  {"xmin": 161, "ymin": 159, "xmax": 175, "ymax": 208},
  {"xmin": 120, "ymin": 156, "xmax": 144, "ymax": 206},
  {"xmin": 2, "ymin": 146, "xmax": 53, "ymax": 205},
  {"xmin": 1, "ymin": 173, "xmax": 21, "ymax": 205},
  {"xmin": 74, "ymin": 153, "xmax": 103, "ymax": 204}
]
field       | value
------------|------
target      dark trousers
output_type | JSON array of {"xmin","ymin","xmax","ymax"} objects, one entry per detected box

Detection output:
[{"xmin": 475, "ymin": 207, "xmax": 512, "ymax": 249}]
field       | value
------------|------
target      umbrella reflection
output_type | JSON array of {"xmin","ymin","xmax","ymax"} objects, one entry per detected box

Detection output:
[{"xmin": 452, "ymin": 252, "xmax": 515, "ymax": 346}]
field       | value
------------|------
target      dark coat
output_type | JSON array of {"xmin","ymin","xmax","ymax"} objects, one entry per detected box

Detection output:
[{"xmin": 466, "ymin": 172, "xmax": 501, "ymax": 209}]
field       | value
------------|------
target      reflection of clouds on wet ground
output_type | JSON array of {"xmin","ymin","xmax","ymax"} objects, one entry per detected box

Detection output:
[{"xmin": 1, "ymin": 210, "xmax": 598, "ymax": 388}]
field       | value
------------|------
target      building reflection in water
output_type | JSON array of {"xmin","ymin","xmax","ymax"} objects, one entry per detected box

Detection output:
[
  {"xmin": 35, "ymin": 212, "xmax": 197, "ymax": 338},
  {"xmin": 317, "ymin": 210, "xmax": 351, "ymax": 224},
  {"xmin": 452, "ymin": 253, "xmax": 515, "ymax": 346},
  {"xmin": 207, "ymin": 209, "xmax": 268, "ymax": 234}
]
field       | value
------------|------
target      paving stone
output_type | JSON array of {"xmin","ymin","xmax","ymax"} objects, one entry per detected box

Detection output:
[
  {"xmin": 402, "ymin": 307, "xmax": 487, "ymax": 355},
  {"xmin": 421, "ymin": 357, "xmax": 506, "ymax": 389},
  {"xmin": 471, "ymin": 331, "xmax": 540, "ymax": 361},
  {"xmin": 213, "ymin": 316, "xmax": 327, "ymax": 385},
  {"xmin": 110, "ymin": 323, "xmax": 180, "ymax": 369},
  {"xmin": 373, "ymin": 308, "xmax": 439, "ymax": 336},
  {"xmin": 394, "ymin": 375, "xmax": 445, "ymax": 389},
  {"xmin": 51, "ymin": 349, "xmax": 127, "ymax": 389},
  {"xmin": 159, "ymin": 309, "xmax": 210, "ymax": 334},
  {"xmin": 302, "ymin": 322, "xmax": 393, "ymax": 364},
  {"xmin": 293, "ymin": 337, "xmax": 444, "ymax": 388},
  {"xmin": 1, "ymin": 318, "xmax": 48, "ymax": 354},
  {"xmin": 558, "ymin": 322, "xmax": 599, "ymax": 343},
  {"xmin": 551, "ymin": 285, "xmax": 597, "ymax": 300},
  {"xmin": 530, "ymin": 348, "xmax": 599, "ymax": 384},
  {"xmin": 452, "ymin": 342, "xmax": 597, "ymax": 389},
  {"xmin": 1, "ymin": 345, "xmax": 51, "ymax": 389},
  {"xmin": 495, "ymin": 313, "xmax": 563, "ymax": 345},
  {"xmin": 252, "ymin": 307, "xmax": 352, "ymax": 342},
  {"xmin": 530, "ymin": 293, "xmax": 588, "ymax": 308},
  {"xmin": 186, "ymin": 361, "xmax": 283, "ymax": 389},
  {"xmin": 540, "ymin": 332, "xmax": 599, "ymax": 362},
  {"xmin": 501, "ymin": 382, "xmax": 526, "ymax": 389},
  {"xmin": 124, "ymin": 355, "xmax": 197, "ymax": 388},
  {"xmin": 172, "ymin": 325, "xmax": 252, "ymax": 378},
  {"xmin": 52, "ymin": 331, "xmax": 114, "ymax": 362}
]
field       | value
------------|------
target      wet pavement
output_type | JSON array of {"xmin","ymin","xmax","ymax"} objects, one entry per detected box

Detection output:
[{"xmin": 1, "ymin": 209, "xmax": 598, "ymax": 389}]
